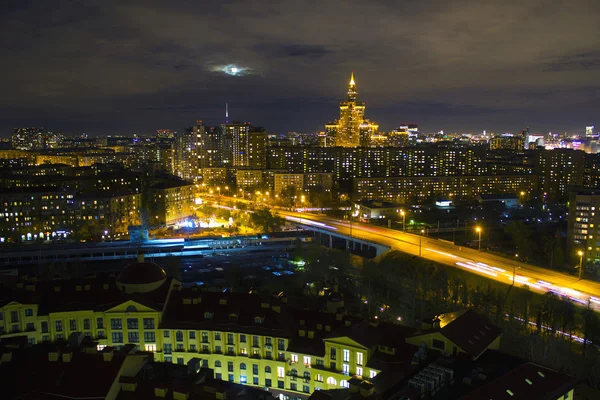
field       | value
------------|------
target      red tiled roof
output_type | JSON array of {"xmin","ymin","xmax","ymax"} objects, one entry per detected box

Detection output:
[{"xmin": 464, "ymin": 362, "xmax": 577, "ymax": 400}]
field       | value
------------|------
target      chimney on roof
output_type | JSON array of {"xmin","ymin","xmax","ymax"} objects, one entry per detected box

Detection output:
[
  {"xmin": 1, "ymin": 351, "xmax": 13, "ymax": 364},
  {"xmin": 120, "ymin": 376, "xmax": 138, "ymax": 392},
  {"xmin": 101, "ymin": 347, "xmax": 114, "ymax": 362},
  {"xmin": 349, "ymin": 378, "xmax": 361, "ymax": 393},
  {"xmin": 359, "ymin": 381, "xmax": 374, "ymax": 398},
  {"xmin": 173, "ymin": 388, "xmax": 190, "ymax": 400},
  {"xmin": 62, "ymin": 351, "xmax": 73, "ymax": 363},
  {"xmin": 48, "ymin": 350, "xmax": 61, "ymax": 362},
  {"xmin": 154, "ymin": 385, "xmax": 169, "ymax": 398},
  {"xmin": 137, "ymin": 251, "xmax": 145, "ymax": 263}
]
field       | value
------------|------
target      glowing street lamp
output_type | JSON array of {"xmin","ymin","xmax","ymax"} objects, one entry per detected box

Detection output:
[
  {"xmin": 578, "ymin": 250, "xmax": 584, "ymax": 280},
  {"xmin": 476, "ymin": 226, "xmax": 482, "ymax": 252},
  {"xmin": 512, "ymin": 253, "xmax": 520, "ymax": 285},
  {"xmin": 419, "ymin": 229, "xmax": 425, "ymax": 256},
  {"xmin": 400, "ymin": 209, "xmax": 406, "ymax": 232}
]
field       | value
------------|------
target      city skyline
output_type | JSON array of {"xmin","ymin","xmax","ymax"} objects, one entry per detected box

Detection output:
[{"xmin": 2, "ymin": 1, "xmax": 600, "ymax": 136}]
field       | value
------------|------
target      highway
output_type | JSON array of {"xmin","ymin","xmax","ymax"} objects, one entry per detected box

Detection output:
[{"xmin": 275, "ymin": 209, "xmax": 600, "ymax": 310}]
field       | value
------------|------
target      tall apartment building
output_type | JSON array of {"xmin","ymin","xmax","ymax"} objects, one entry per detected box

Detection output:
[
  {"xmin": 175, "ymin": 127, "xmax": 197, "ymax": 181},
  {"xmin": 147, "ymin": 182, "xmax": 195, "ymax": 226},
  {"xmin": 534, "ymin": 149, "xmax": 585, "ymax": 200},
  {"xmin": 567, "ymin": 188, "xmax": 600, "ymax": 266},
  {"xmin": 224, "ymin": 122, "xmax": 267, "ymax": 169}
]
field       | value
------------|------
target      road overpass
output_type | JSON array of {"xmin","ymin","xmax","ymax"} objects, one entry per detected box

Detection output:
[{"xmin": 277, "ymin": 209, "xmax": 600, "ymax": 310}]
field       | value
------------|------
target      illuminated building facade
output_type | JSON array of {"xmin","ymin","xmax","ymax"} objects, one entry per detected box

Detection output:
[
  {"xmin": 324, "ymin": 73, "xmax": 378, "ymax": 147},
  {"xmin": 489, "ymin": 135, "xmax": 525, "ymax": 151},
  {"xmin": 353, "ymin": 175, "xmax": 536, "ymax": 203},
  {"xmin": 567, "ymin": 189, "xmax": 600, "ymax": 266},
  {"xmin": 0, "ymin": 189, "xmax": 140, "ymax": 242},
  {"xmin": 148, "ymin": 182, "xmax": 195, "ymax": 226},
  {"xmin": 534, "ymin": 149, "xmax": 585, "ymax": 200},
  {"xmin": 223, "ymin": 122, "xmax": 267, "ymax": 169},
  {"xmin": 235, "ymin": 169, "xmax": 264, "ymax": 190},
  {"xmin": 272, "ymin": 173, "xmax": 332, "ymax": 196},
  {"xmin": 0, "ymin": 269, "xmax": 514, "ymax": 399}
]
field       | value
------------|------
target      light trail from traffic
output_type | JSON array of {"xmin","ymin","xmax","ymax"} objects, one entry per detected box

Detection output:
[{"xmin": 275, "ymin": 209, "xmax": 600, "ymax": 311}]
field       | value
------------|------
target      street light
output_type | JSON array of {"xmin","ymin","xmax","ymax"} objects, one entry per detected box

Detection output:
[
  {"xmin": 400, "ymin": 210, "xmax": 406, "ymax": 232},
  {"xmin": 419, "ymin": 229, "xmax": 425, "ymax": 256},
  {"xmin": 475, "ymin": 226, "xmax": 482, "ymax": 252},
  {"xmin": 578, "ymin": 250, "xmax": 584, "ymax": 280},
  {"xmin": 512, "ymin": 253, "xmax": 520, "ymax": 285}
]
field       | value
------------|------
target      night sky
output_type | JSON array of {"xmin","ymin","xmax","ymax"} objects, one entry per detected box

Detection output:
[{"xmin": 2, "ymin": 0, "xmax": 600, "ymax": 136}]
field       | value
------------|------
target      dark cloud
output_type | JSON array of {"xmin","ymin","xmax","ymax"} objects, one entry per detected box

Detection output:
[
  {"xmin": 256, "ymin": 44, "xmax": 333, "ymax": 59},
  {"xmin": 1, "ymin": 0, "xmax": 600, "ymax": 135}
]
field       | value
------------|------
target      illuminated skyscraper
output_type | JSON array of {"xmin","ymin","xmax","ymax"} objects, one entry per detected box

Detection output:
[
  {"xmin": 325, "ymin": 73, "xmax": 378, "ymax": 147},
  {"xmin": 223, "ymin": 122, "xmax": 267, "ymax": 168}
]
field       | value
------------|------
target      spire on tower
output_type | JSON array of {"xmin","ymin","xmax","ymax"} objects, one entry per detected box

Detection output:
[{"xmin": 347, "ymin": 71, "xmax": 357, "ymax": 101}]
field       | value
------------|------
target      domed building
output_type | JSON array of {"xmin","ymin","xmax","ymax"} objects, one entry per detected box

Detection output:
[{"xmin": 116, "ymin": 253, "xmax": 167, "ymax": 294}]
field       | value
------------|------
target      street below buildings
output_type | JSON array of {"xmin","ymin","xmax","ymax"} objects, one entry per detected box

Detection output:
[{"xmin": 274, "ymin": 209, "xmax": 600, "ymax": 310}]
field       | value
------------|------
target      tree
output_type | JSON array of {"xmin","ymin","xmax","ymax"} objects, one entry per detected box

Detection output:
[
  {"xmin": 505, "ymin": 221, "xmax": 535, "ymax": 261},
  {"xmin": 249, "ymin": 208, "xmax": 284, "ymax": 233}
]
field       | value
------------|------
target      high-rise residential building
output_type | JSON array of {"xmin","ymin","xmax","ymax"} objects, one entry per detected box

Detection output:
[
  {"xmin": 534, "ymin": 149, "xmax": 585, "ymax": 200},
  {"xmin": 196, "ymin": 124, "xmax": 224, "ymax": 169},
  {"xmin": 567, "ymin": 188, "xmax": 600, "ymax": 266},
  {"xmin": 224, "ymin": 122, "xmax": 267, "ymax": 168},
  {"xmin": 175, "ymin": 127, "xmax": 197, "ymax": 181},
  {"xmin": 324, "ymin": 73, "xmax": 378, "ymax": 147},
  {"xmin": 148, "ymin": 181, "xmax": 195, "ymax": 226}
]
